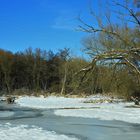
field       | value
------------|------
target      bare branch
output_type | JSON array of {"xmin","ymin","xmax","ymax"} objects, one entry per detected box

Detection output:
[
  {"xmin": 78, "ymin": 20, "xmax": 134, "ymax": 47},
  {"xmin": 77, "ymin": 48, "xmax": 140, "ymax": 81},
  {"xmin": 115, "ymin": 2, "xmax": 140, "ymax": 27}
]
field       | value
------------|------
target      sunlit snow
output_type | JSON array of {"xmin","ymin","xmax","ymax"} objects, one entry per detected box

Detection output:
[
  {"xmin": 16, "ymin": 96, "xmax": 140, "ymax": 124},
  {"xmin": 0, "ymin": 123, "xmax": 78, "ymax": 140}
]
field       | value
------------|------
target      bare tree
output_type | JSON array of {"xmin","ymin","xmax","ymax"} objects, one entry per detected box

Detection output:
[
  {"xmin": 77, "ymin": 0, "xmax": 140, "ymax": 83},
  {"xmin": 59, "ymin": 48, "xmax": 70, "ymax": 95}
]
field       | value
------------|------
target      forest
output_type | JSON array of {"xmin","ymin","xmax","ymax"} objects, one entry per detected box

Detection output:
[{"xmin": 0, "ymin": 45, "xmax": 139, "ymax": 99}]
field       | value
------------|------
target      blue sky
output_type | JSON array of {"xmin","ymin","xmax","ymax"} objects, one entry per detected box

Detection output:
[{"xmin": 0, "ymin": 0, "xmax": 126, "ymax": 57}]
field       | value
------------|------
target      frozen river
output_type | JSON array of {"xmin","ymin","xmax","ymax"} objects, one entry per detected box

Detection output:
[{"xmin": 0, "ymin": 102, "xmax": 140, "ymax": 140}]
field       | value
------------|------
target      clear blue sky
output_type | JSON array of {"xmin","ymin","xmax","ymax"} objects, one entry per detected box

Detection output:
[{"xmin": 0, "ymin": 0, "xmax": 125, "ymax": 57}]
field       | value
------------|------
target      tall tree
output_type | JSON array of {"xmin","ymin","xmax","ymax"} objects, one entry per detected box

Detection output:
[
  {"xmin": 77, "ymin": 0, "xmax": 140, "ymax": 82},
  {"xmin": 59, "ymin": 48, "xmax": 70, "ymax": 95}
]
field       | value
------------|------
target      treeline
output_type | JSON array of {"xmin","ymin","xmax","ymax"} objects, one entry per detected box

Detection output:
[
  {"xmin": 0, "ymin": 47, "xmax": 139, "ymax": 98},
  {"xmin": 0, "ymin": 48, "xmax": 88, "ymax": 95}
]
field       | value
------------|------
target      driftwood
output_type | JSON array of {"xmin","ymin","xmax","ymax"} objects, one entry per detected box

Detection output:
[
  {"xmin": 6, "ymin": 96, "xmax": 16, "ymax": 104},
  {"xmin": 131, "ymin": 96, "xmax": 140, "ymax": 105}
]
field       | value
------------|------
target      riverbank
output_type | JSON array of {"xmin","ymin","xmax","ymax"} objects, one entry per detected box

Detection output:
[
  {"xmin": 9, "ymin": 95, "xmax": 139, "ymax": 124},
  {"xmin": 1, "ymin": 95, "xmax": 140, "ymax": 124}
]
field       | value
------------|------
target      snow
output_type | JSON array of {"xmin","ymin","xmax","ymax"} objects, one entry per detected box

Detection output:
[
  {"xmin": 0, "ymin": 123, "xmax": 78, "ymax": 140},
  {"xmin": 16, "ymin": 96, "xmax": 140, "ymax": 124},
  {"xmin": 54, "ymin": 103, "xmax": 140, "ymax": 124},
  {"xmin": 16, "ymin": 96, "xmax": 94, "ymax": 109},
  {"xmin": 0, "ymin": 96, "xmax": 6, "ymax": 101}
]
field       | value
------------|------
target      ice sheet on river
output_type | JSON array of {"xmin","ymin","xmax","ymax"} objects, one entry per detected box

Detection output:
[
  {"xmin": 16, "ymin": 96, "xmax": 140, "ymax": 124},
  {"xmin": 55, "ymin": 106, "xmax": 140, "ymax": 124},
  {"xmin": 0, "ymin": 123, "xmax": 78, "ymax": 140}
]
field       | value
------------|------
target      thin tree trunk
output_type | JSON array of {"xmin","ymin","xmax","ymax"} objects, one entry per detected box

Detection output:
[
  {"xmin": 4, "ymin": 73, "xmax": 11, "ymax": 93},
  {"xmin": 60, "ymin": 63, "xmax": 67, "ymax": 95}
]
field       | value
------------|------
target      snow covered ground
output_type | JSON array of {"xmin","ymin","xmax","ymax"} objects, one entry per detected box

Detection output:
[
  {"xmin": 16, "ymin": 95, "xmax": 140, "ymax": 124},
  {"xmin": 0, "ymin": 123, "xmax": 78, "ymax": 140},
  {"xmin": 16, "ymin": 96, "xmax": 92, "ymax": 109},
  {"xmin": 55, "ymin": 105, "xmax": 140, "ymax": 124}
]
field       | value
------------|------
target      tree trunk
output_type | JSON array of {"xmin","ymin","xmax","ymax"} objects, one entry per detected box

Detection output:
[{"xmin": 60, "ymin": 63, "xmax": 67, "ymax": 95}]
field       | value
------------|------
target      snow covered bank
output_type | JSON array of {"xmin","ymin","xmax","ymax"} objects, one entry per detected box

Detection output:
[
  {"xmin": 16, "ymin": 95, "xmax": 121, "ymax": 109},
  {"xmin": 0, "ymin": 123, "xmax": 78, "ymax": 140},
  {"xmin": 16, "ymin": 96, "xmax": 95, "ymax": 109},
  {"xmin": 16, "ymin": 96, "xmax": 140, "ymax": 124}
]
